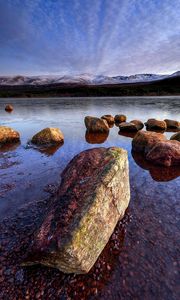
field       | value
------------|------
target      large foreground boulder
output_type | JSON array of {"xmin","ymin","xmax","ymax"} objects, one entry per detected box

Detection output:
[
  {"xmin": 146, "ymin": 140, "xmax": 180, "ymax": 167},
  {"xmin": 31, "ymin": 128, "xmax": 64, "ymax": 145},
  {"xmin": 84, "ymin": 116, "xmax": 109, "ymax": 133},
  {"xmin": 132, "ymin": 131, "xmax": 166, "ymax": 153},
  {"xmin": 164, "ymin": 119, "xmax": 180, "ymax": 130},
  {"xmin": 145, "ymin": 118, "xmax": 167, "ymax": 131},
  {"xmin": 170, "ymin": 132, "xmax": 180, "ymax": 142},
  {"xmin": 23, "ymin": 147, "xmax": 130, "ymax": 274},
  {"xmin": 0, "ymin": 126, "xmax": 20, "ymax": 145}
]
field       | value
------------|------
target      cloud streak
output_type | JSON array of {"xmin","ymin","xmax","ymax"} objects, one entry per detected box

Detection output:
[{"xmin": 0, "ymin": 0, "xmax": 179, "ymax": 75}]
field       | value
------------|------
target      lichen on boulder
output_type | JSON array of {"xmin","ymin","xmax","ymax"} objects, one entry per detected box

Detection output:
[
  {"xmin": 0, "ymin": 126, "xmax": 20, "ymax": 145},
  {"xmin": 31, "ymin": 128, "xmax": 64, "ymax": 145},
  {"xmin": 23, "ymin": 147, "xmax": 130, "ymax": 274}
]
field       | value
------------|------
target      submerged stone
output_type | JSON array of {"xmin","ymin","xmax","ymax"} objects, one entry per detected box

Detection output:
[
  {"xmin": 31, "ymin": 128, "xmax": 64, "ymax": 145},
  {"xmin": 23, "ymin": 147, "xmax": 130, "ymax": 274},
  {"xmin": 0, "ymin": 126, "xmax": 20, "ymax": 145}
]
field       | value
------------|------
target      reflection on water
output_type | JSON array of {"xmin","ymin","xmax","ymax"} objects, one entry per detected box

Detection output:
[
  {"xmin": 0, "ymin": 96, "xmax": 179, "ymax": 299},
  {"xmin": 85, "ymin": 131, "xmax": 109, "ymax": 144},
  {"xmin": 132, "ymin": 151, "xmax": 180, "ymax": 181}
]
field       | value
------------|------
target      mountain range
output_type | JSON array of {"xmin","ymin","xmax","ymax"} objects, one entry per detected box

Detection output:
[{"xmin": 0, "ymin": 71, "xmax": 180, "ymax": 86}]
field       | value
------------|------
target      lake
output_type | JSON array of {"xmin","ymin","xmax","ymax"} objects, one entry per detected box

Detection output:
[{"xmin": 0, "ymin": 96, "xmax": 179, "ymax": 299}]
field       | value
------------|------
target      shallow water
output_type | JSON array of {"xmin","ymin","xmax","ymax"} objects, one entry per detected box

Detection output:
[{"xmin": 0, "ymin": 96, "xmax": 179, "ymax": 299}]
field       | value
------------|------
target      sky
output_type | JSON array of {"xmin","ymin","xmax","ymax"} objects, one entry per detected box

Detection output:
[{"xmin": 0, "ymin": 0, "xmax": 180, "ymax": 76}]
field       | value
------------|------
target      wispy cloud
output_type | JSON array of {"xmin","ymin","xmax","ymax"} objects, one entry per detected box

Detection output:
[{"xmin": 0, "ymin": 0, "xmax": 179, "ymax": 75}]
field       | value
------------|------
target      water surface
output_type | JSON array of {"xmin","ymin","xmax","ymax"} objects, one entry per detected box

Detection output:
[{"xmin": 0, "ymin": 97, "xmax": 179, "ymax": 299}]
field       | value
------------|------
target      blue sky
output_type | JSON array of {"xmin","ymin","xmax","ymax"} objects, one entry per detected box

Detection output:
[{"xmin": 0, "ymin": 0, "xmax": 180, "ymax": 76}]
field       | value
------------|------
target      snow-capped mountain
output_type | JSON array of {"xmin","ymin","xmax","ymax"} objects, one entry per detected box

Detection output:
[{"xmin": 0, "ymin": 71, "xmax": 179, "ymax": 86}]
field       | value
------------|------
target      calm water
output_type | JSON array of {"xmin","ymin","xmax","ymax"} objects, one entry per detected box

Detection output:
[{"xmin": 0, "ymin": 97, "xmax": 179, "ymax": 299}]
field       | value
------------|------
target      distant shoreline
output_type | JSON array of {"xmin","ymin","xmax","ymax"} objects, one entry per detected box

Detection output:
[{"xmin": 0, "ymin": 76, "xmax": 179, "ymax": 98}]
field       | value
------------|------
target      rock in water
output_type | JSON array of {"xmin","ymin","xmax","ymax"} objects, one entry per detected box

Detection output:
[
  {"xmin": 132, "ymin": 131, "xmax": 166, "ymax": 153},
  {"xmin": 31, "ymin": 128, "xmax": 64, "ymax": 145},
  {"xmin": 84, "ymin": 116, "xmax": 109, "ymax": 132},
  {"xmin": 146, "ymin": 140, "xmax": 180, "ymax": 167},
  {"xmin": 5, "ymin": 104, "xmax": 13, "ymax": 112},
  {"xmin": 101, "ymin": 115, "xmax": 114, "ymax": 125},
  {"xmin": 164, "ymin": 119, "xmax": 180, "ymax": 130},
  {"xmin": 119, "ymin": 122, "xmax": 139, "ymax": 131},
  {"xmin": 170, "ymin": 132, "xmax": 180, "ymax": 142},
  {"xmin": 130, "ymin": 120, "xmax": 144, "ymax": 130},
  {"xmin": 114, "ymin": 114, "xmax": 126, "ymax": 123},
  {"xmin": 145, "ymin": 118, "xmax": 167, "ymax": 131},
  {"xmin": 0, "ymin": 126, "xmax": 20, "ymax": 145},
  {"xmin": 23, "ymin": 147, "xmax": 130, "ymax": 274}
]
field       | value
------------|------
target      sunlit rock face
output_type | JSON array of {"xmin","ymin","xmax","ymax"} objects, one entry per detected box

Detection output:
[
  {"xmin": 23, "ymin": 147, "xmax": 130, "ymax": 274},
  {"xmin": 0, "ymin": 126, "xmax": 20, "ymax": 145},
  {"xmin": 84, "ymin": 116, "xmax": 109, "ymax": 133},
  {"xmin": 31, "ymin": 128, "xmax": 64, "ymax": 146}
]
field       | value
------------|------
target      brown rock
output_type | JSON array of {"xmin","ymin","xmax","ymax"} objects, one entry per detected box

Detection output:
[
  {"xmin": 23, "ymin": 147, "xmax": 130, "ymax": 274},
  {"xmin": 145, "ymin": 118, "xmax": 167, "ymax": 131},
  {"xmin": 0, "ymin": 126, "xmax": 20, "ymax": 145},
  {"xmin": 84, "ymin": 116, "xmax": 109, "ymax": 133},
  {"xmin": 85, "ymin": 131, "xmax": 109, "ymax": 144},
  {"xmin": 119, "ymin": 122, "xmax": 139, "ymax": 132},
  {"xmin": 101, "ymin": 115, "xmax": 114, "ymax": 125},
  {"xmin": 170, "ymin": 132, "xmax": 180, "ymax": 142},
  {"xmin": 164, "ymin": 119, "xmax": 180, "ymax": 130},
  {"xmin": 31, "ymin": 128, "xmax": 64, "ymax": 145},
  {"xmin": 130, "ymin": 120, "xmax": 144, "ymax": 130},
  {"xmin": 114, "ymin": 115, "xmax": 126, "ymax": 123},
  {"xmin": 5, "ymin": 104, "xmax": 13, "ymax": 112},
  {"xmin": 146, "ymin": 140, "xmax": 180, "ymax": 166},
  {"xmin": 132, "ymin": 131, "xmax": 166, "ymax": 153}
]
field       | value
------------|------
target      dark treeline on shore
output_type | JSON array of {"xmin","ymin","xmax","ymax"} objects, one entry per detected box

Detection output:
[{"xmin": 0, "ymin": 76, "xmax": 179, "ymax": 98}]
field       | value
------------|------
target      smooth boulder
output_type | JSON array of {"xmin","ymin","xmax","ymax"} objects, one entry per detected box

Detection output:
[
  {"xmin": 145, "ymin": 118, "xmax": 167, "ymax": 131},
  {"xmin": 130, "ymin": 120, "xmax": 144, "ymax": 130},
  {"xmin": 170, "ymin": 132, "xmax": 180, "ymax": 142},
  {"xmin": 23, "ymin": 147, "xmax": 130, "ymax": 274},
  {"xmin": 31, "ymin": 128, "xmax": 64, "ymax": 145},
  {"xmin": 85, "ymin": 116, "xmax": 109, "ymax": 133},
  {"xmin": 5, "ymin": 104, "xmax": 13, "ymax": 112},
  {"xmin": 101, "ymin": 115, "xmax": 114, "ymax": 125},
  {"xmin": 119, "ymin": 122, "xmax": 138, "ymax": 131},
  {"xmin": 146, "ymin": 140, "xmax": 180, "ymax": 167},
  {"xmin": 164, "ymin": 119, "xmax": 180, "ymax": 130},
  {"xmin": 114, "ymin": 114, "xmax": 126, "ymax": 123},
  {"xmin": 132, "ymin": 131, "xmax": 166, "ymax": 153},
  {"xmin": 0, "ymin": 126, "xmax": 20, "ymax": 145}
]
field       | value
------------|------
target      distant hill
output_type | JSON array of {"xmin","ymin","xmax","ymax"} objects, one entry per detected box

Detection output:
[{"xmin": 0, "ymin": 74, "xmax": 179, "ymax": 97}]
